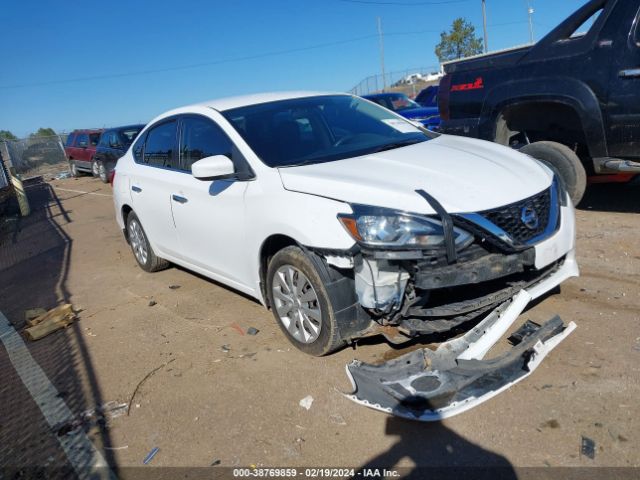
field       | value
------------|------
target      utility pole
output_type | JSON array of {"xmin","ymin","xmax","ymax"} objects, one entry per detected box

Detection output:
[
  {"xmin": 377, "ymin": 17, "xmax": 387, "ymax": 91},
  {"xmin": 527, "ymin": 1, "xmax": 535, "ymax": 44},
  {"xmin": 481, "ymin": 0, "xmax": 488, "ymax": 53}
]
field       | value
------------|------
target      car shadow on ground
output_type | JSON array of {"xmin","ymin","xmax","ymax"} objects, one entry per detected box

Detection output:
[
  {"xmin": 579, "ymin": 182, "xmax": 640, "ymax": 214},
  {"xmin": 356, "ymin": 412, "xmax": 516, "ymax": 479},
  {"xmin": 0, "ymin": 181, "xmax": 118, "ymax": 478}
]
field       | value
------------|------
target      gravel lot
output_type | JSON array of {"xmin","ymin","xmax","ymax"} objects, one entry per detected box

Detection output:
[{"xmin": 0, "ymin": 176, "xmax": 638, "ymax": 477}]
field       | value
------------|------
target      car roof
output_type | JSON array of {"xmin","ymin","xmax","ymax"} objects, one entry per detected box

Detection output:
[
  {"xmin": 193, "ymin": 91, "xmax": 348, "ymax": 111},
  {"xmin": 71, "ymin": 129, "xmax": 104, "ymax": 134},
  {"xmin": 363, "ymin": 92, "xmax": 407, "ymax": 99}
]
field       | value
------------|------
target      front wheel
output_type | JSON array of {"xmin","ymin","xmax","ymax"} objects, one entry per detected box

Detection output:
[
  {"xmin": 266, "ymin": 246, "xmax": 345, "ymax": 356},
  {"xmin": 519, "ymin": 141, "xmax": 587, "ymax": 206},
  {"xmin": 91, "ymin": 160, "xmax": 99, "ymax": 177},
  {"xmin": 69, "ymin": 160, "xmax": 79, "ymax": 177}
]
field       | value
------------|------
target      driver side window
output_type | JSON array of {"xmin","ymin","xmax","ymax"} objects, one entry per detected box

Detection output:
[{"xmin": 179, "ymin": 116, "xmax": 233, "ymax": 172}]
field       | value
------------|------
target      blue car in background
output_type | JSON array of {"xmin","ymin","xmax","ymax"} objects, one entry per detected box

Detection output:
[
  {"xmin": 363, "ymin": 92, "xmax": 440, "ymax": 131},
  {"xmin": 415, "ymin": 85, "xmax": 439, "ymax": 108}
]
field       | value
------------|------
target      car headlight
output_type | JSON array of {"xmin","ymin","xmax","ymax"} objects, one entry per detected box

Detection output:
[{"xmin": 338, "ymin": 206, "xmax": 473, "ymax": 249}]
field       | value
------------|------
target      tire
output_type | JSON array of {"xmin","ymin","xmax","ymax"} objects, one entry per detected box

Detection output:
[
  {"xmin": 97, "ymin": 161, "xmax": 108, "ymax": 183},
  {"xmin": 91, "ymin": 160, "xmax": 99, "ymax": 177},
  {"xmin": 126, "ymin": 211, "xmax": 170, "ymax": 272},
  {"xmin": 519, "ymin": 141, "xmax": 587, "ymax": 206},
  {"xmin": 69, "ymin": 160, "xmax": 80, "ymax": 177},
  {"xmin": 266, "ymin": 246, "xmax": 345, "ymax": 356}
]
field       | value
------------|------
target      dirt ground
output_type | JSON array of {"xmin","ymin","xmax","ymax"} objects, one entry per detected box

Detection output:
[{"xmin": 0, "ymin": 175, "xmax": 638, "ymax": 477}]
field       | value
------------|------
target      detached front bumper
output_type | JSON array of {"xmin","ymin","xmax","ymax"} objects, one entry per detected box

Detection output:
[{"xmin": 345, "ymin": 279, "xmax": 577, "ymax": 421}]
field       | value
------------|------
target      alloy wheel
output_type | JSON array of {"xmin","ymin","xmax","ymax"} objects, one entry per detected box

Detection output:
[
  {"xmin": 128, "ymin": 219, "xmax": 148, "ymax": 265},
  {"xmin": 272, "ymin": 265, "xmax": 322, "ymax": 344}
]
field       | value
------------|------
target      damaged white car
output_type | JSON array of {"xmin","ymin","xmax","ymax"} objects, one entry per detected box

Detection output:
[{"xmin": 113, "ymin": 92, "xmax": 578, "ymax": 419}]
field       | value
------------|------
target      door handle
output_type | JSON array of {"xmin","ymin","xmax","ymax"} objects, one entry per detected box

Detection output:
[
  {"xmin": 619, "ymin": 68, "xmax": 640, "ymax": 78},
  {"xmin": 172, "ymin": 194, "xmax": 188, "ymax": 204},
  {"xmin": 131, "ymin": 185, "xmax": 142, "ymax": 193}
]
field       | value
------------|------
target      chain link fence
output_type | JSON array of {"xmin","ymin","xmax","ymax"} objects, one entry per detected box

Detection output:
[
  {"xmin": 349, "ymin": 66, "xmax": 442, "ymax": 97},
  {"xmin": 0, "ymin": 134, "xmax": 70, "ymax": 179}
]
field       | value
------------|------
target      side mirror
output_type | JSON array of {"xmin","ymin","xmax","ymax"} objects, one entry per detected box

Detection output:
[{"xmin": 192, "ymin": 155, "xmax": 235, "ymax": 180}]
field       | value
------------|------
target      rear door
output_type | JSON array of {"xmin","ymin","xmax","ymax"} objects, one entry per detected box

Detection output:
[
  {"xmin": 75, "ymin": 133, "xmax": 91, "ymax": 167},
  {"xmin": 128, "ymin": 120, "xmax": 180, "ymax": 258},
  {"xmin": 605, "ymin": 3, "xmax": 640, "ymax": 159}
]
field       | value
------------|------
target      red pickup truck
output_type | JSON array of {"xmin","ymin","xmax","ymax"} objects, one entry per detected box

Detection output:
[{"xmin": 64, "ymin": 129, "xmax": 104, "ymax": 177}]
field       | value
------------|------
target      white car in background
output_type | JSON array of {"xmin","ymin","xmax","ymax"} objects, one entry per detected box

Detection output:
[{"xmin": 113, "ymin": 92, "xmax": 578, "ymax": 419}]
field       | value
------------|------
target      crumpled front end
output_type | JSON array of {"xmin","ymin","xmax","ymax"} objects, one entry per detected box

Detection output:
[{"xmin": 316, "ymin": 178, "xmax": 578, "ymax": 418}]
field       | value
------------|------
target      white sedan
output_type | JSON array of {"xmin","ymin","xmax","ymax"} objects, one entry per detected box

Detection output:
[{"xmin": 113, "ymin": 91, "xmax": 577, "ymax": 359}]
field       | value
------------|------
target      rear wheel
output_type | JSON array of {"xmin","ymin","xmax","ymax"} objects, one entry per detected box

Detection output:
[
  {"xmin": 97, "ymin": 161, "xmax": 108, "ymax": 183},
  {"xmin": 267, "ymin": 246, "xmax": 345, "ymax": 356},
  {"xmin": 126, "ymin": 211, "xmax": 169, "ymax": 272},
  {"xmin": 519, "ymin": 141, "xmax": 587, "ymax": 206}
]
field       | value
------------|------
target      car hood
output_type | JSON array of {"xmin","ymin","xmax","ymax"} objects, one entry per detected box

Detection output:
[
  {"xmin": 400, "ymin": 106, "xmax": 439, "ymax": 119},
  {"xmin": 278, "ymin": 135, "xmax": 553, "ymax": 214}
]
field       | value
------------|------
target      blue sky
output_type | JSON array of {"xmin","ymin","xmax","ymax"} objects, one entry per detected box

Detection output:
[{"xmin": 0, "ymin": 0, "xmax": 587, "ymax": 137}]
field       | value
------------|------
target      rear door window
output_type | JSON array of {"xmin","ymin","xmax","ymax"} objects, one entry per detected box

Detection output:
[
  {"xmin": 65, "ymin": 133, "xmax": 76, "ymax": 146},
  {"xmin": 143, "ymin": 120, "xmax": 177, "ymax": 168},
  {"xmin": 90, "ymin": 133, "xmax": 101, "ymax": 146}
]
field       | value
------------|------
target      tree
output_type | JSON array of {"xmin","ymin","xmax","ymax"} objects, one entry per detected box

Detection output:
[
  {"xmin": 435, "ymin": 18, "xmax": 483, "ymax": 63},
  {"xmin": 30, "ymin": 127, "xmax": 57, "ymax": 138},
  {"xmin": 0, "ymin": 130, "xmax": 18, "ymax": 141}
]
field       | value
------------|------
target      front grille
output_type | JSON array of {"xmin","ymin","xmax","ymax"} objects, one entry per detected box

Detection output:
[{"xmin": 481, "ymin": 186, "xmax": 553, "ymax": 244}]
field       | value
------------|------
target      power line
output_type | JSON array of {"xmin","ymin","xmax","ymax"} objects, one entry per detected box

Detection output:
[{"xmin": 0, "ymin": 34, "xmax": 380, "ymax": 90}]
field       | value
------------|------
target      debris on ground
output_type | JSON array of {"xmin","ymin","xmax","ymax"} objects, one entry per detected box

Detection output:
[
  {"xmin": 24, "ymin": 308, "xmax": 47, "ymax": 323},
  {"xmin": 221, "ymin": 344, "xmax": 231, "ymax": 353},
  {"xmin": 581, "ymin": 436, "xmax": 596, "ymax": 459},
  {"xmin": 230, "ymin": 323, "xmax": 245, "ymax": 336},
  {"xmin": 143, "ymin": 447, "xmax": 160, "ymax": 465},
  {"xmin": 54, "ymin": 401, "xmax": 129, "ymax": 437},
  {"xmin": 128, "ymin": 359, "xmax": 175, "ymax": 415},
  {"xmin": 148, "ymin": 300, "xmax": 157, "ymax": 307},
  {"xmin": 247, "ymin": 327, "xmax": 259, "ymax": 336},
  {"xmin": 210, "ymin": 459, "xmax": 221, "ymax": 466},
  {"xmin": 24, "ymin": 304, "xmax": 77, "ymax": 341},
  {"xmin": 329, "ymin": 413, "xmax": 347, "ymax": 426},
  {"xmin": 53, "ymin": 171, "xmax": 72, "ymax": 180},
  {"xmin": 168, "ymin": 284, "xmax": 181, "ymax": 290},
  {"xmin": 299, "ymin": 395, "xmax": 314, "ymax": 410}
]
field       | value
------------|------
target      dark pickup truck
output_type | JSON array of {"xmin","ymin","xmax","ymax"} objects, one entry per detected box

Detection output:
[{"xmin": 439, "ymin": 0, "xmax": 640, "ymax": 204}]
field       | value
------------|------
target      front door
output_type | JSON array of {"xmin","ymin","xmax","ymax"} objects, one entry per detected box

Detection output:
[{"xmin": 169, "ymin": 114, "xmax": 251, "ymax": 290}]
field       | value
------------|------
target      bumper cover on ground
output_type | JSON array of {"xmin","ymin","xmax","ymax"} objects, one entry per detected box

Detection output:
[{"xmin": 345, "ymin": 285, "xmax": 577, "ymax": 421}]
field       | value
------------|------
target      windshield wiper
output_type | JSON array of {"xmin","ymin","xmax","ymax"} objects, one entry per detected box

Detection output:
[{"xmin": 371, "ymin": 139, "xmax": 423, "ymax": 153}]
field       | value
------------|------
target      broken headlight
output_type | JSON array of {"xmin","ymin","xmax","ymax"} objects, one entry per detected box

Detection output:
[{"xmin": 338, "ymin": 205, "xmax": 472, "ymax": 249}]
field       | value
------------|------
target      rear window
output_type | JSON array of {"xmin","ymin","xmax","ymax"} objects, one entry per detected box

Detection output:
[{"xmin": 119, "ymin": 127, "xmax": 142, "ymax": 146}]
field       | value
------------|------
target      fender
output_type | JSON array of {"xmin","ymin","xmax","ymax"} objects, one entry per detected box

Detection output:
[{"xmin": 478, "ymin": 77, "xmax": 608, "ymax": 159}]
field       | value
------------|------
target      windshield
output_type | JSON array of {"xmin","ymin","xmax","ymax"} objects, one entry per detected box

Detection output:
[{"xmin": 221, "ymin": 95, "xmax": 434, "ymax": 168}]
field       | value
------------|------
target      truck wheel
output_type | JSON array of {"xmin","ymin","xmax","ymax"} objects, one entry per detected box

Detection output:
[
  {"xmin": 126, "ymin": 211, "xmax": 170, "ymax": 272},
  {"xmin": 267, "ymin": 246, "xmax": 345, "ymax": 356},
  {"xmin": 97, "ymin": 161, "xmax": 108, "ymax": 183},
  {"xmin": 91, "ymin": 160, "xmax": 99, "ymax": 177},
  {"xmin": 519, "ymin": 141, "xmax": 587, "ymax": 206}
]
